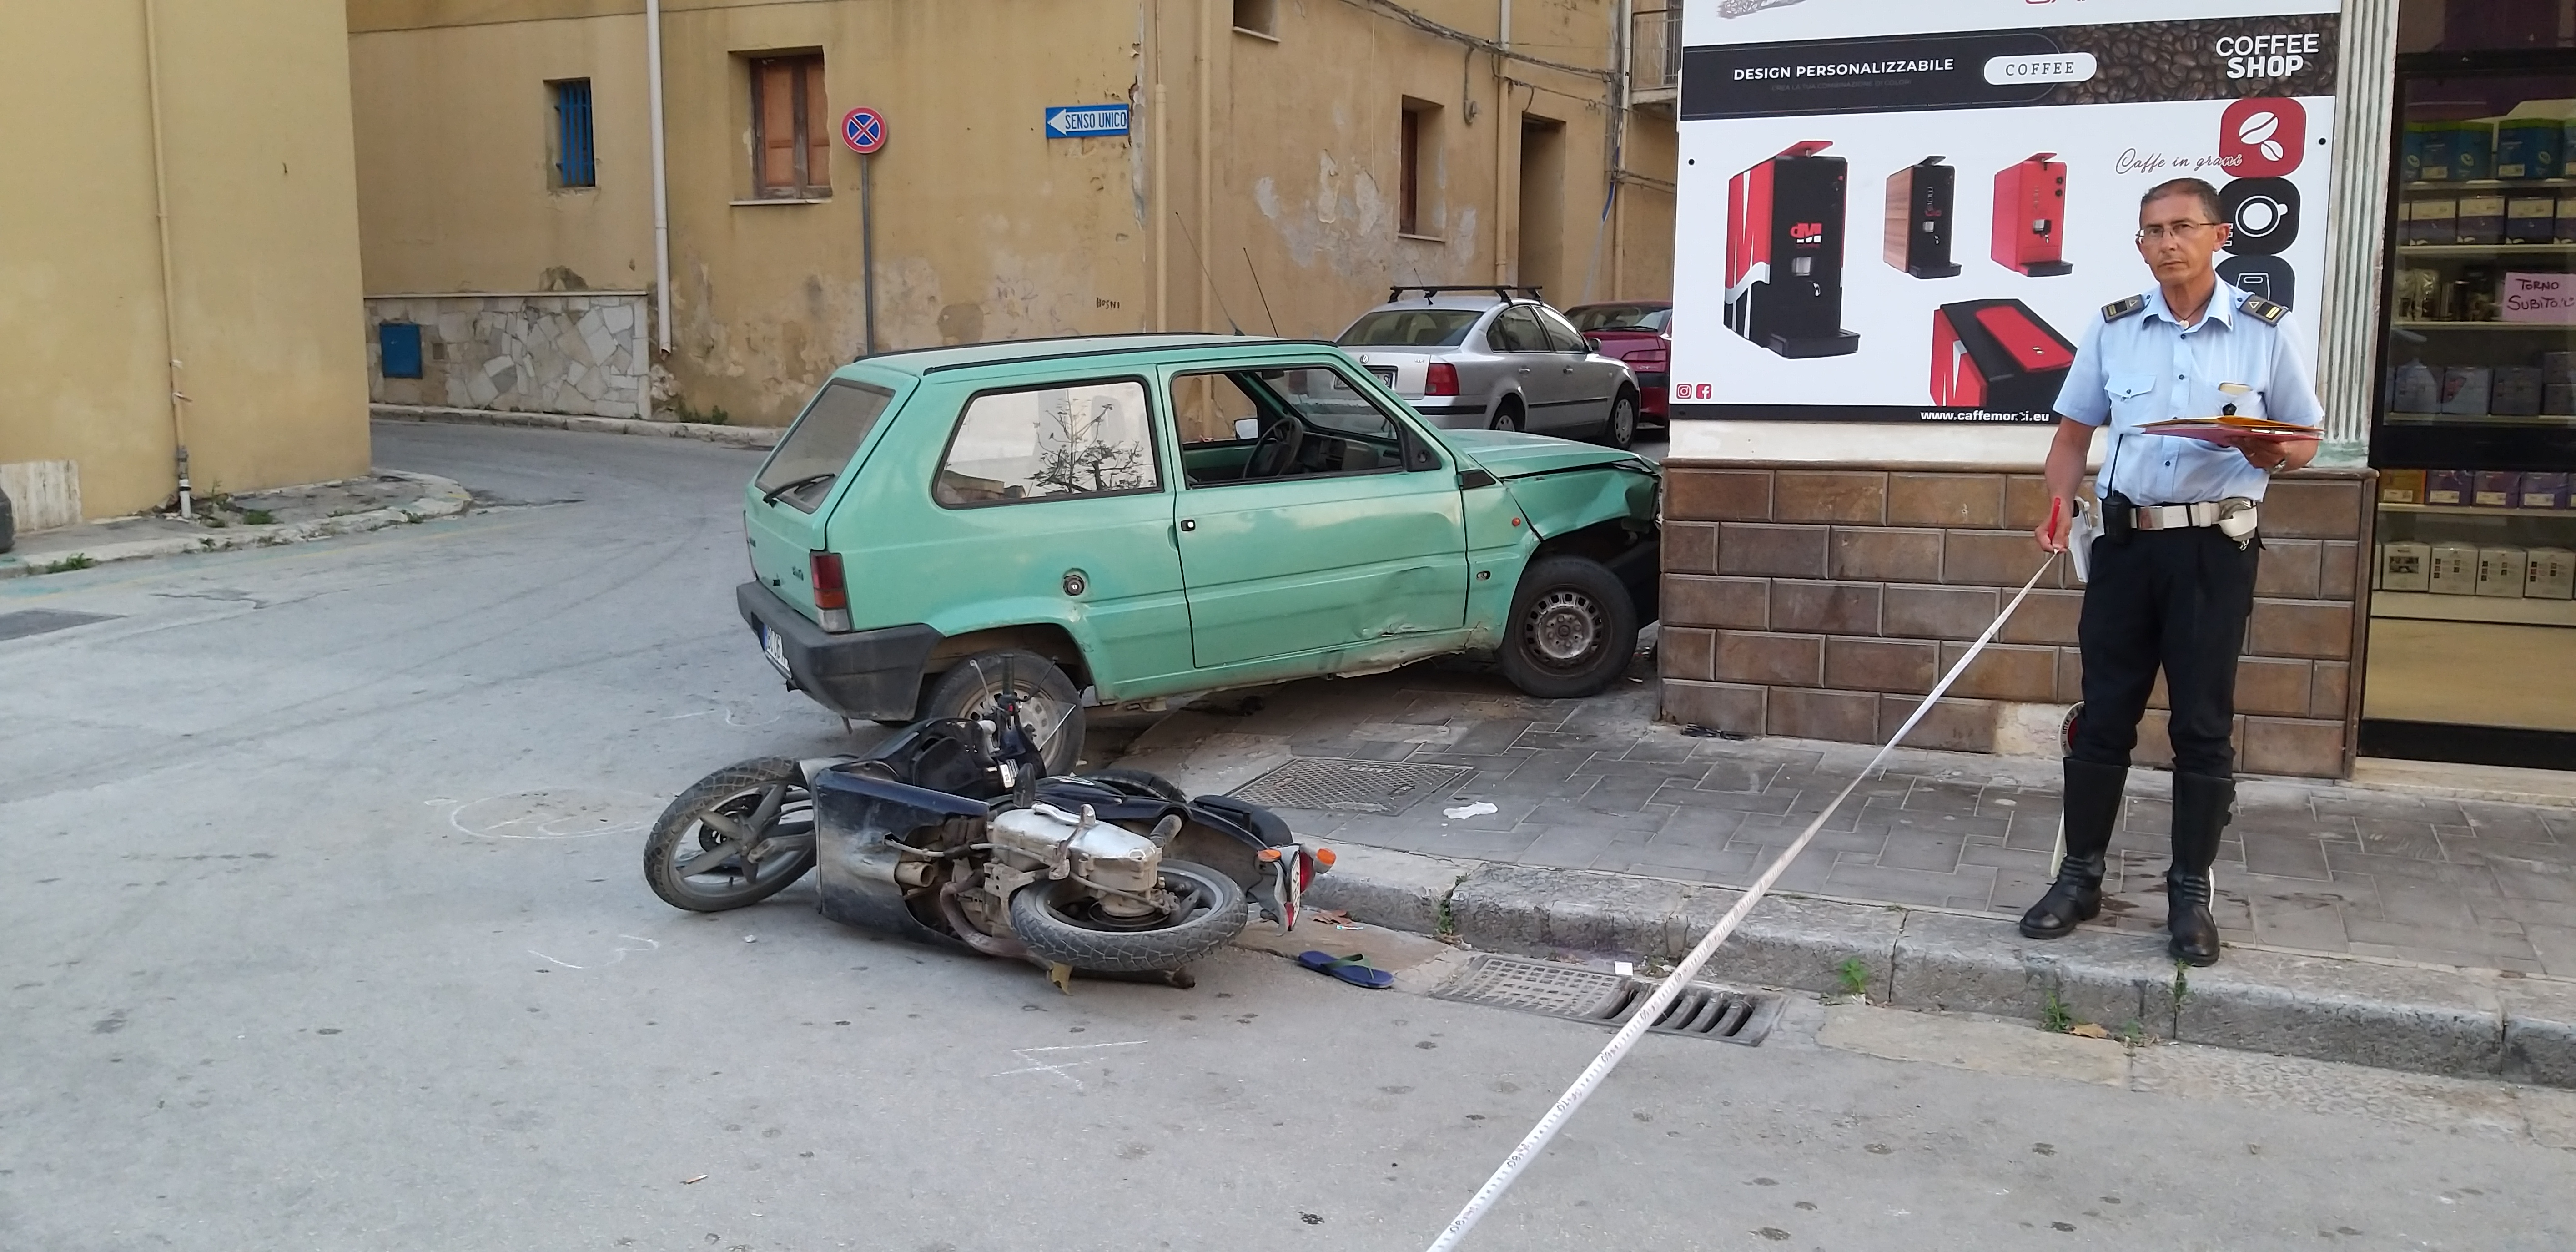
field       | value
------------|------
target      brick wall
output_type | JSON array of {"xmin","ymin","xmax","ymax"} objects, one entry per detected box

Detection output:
[{"xmin": 1660, "ymin": 462, "xmax": 2376, "ymax": 778}]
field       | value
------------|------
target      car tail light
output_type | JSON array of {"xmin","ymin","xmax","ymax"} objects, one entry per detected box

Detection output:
[
  {"xmin": 810, "ymin": 551, "xmax": 852, "ymax": 632},
  {"xmin": 1630, "ymin": 346, "xmax": 1669, "ymax": 369},
  {"xmin": 1425, "ymin": 362, "xmax": 1460, "ymax": 396}
]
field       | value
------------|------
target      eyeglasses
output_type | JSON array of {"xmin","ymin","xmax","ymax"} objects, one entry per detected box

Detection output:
[{"xmin": 2135, "ymin": 221, "xmax": 2223, "ymax": 243}]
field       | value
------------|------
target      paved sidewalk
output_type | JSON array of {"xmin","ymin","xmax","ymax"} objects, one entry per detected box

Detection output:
[
  {"xmin": 1111, "ymin": 656, "xmax": 2576, "ymax": 979},
  {"xmin": 1, "ymin": 470, "xmax": 468, "ymax": 579}
]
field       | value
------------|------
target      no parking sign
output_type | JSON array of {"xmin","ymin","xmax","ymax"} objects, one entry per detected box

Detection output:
[{"xmin": 840, "ymin": 106, "xmax": 886, "ymax": 154}]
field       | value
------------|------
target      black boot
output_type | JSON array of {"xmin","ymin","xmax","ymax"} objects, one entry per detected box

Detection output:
[
  {"xmin": 2166, "ymin": 772, "xmax": 2234, "ymax": 967},
  {"xmin": 2019, "ymin": 758, "xmax": 2128, "ymax": 940}
]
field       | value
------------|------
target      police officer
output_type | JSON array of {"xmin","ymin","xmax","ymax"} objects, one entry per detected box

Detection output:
[{"xmin": 2023, "ymin": 177, "xmax": 2323, "ymax": 967}]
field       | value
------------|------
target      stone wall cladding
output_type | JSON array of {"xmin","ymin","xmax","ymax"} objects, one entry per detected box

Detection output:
[
  {"xmin": 1662, "ymin": 463, "xmax": 2376, "ymax": 779},
  {"xmin": 365, "ymin": 293, "xmax": 651, "ymax": 420}
]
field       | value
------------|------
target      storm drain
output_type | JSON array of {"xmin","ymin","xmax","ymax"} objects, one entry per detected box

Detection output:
[
  {"xmin": 1431, "ymin": 954, "xmax": 1784, "ymax": 1046},
  {"xmin": 0, "ymin": 609, "xmax": 119, "ymax": 643},
  {"xmin": 1229, "ymin": 757, "xmax": 1474, "ymax": 817}
]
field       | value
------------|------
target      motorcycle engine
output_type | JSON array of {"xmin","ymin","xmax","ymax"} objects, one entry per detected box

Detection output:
[{"xmin": 989, "ymin": 803, "xmax": 1165, "ymax": 909}]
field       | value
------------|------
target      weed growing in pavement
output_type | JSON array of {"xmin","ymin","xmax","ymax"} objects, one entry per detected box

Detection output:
[
  {"xmin": 1834, "ymin": 957, "xmax": 1872, "ymax": 1000},
  {"xmin": 1433, "ymin": 877, "xmax": 1464, "ymax": 944},
  {"xmin": 2118, "ymin": 1020, "xmax": 2153, "ymax": 1049},
  {"xmin": 673, "ymin": 398, "xmax": 732, "ymax": 426},
  {"xmin": 2171, "ymin": 961, "xmax": 2192, "ymax": 1009},
  {"xmin": 2040, "ymin": 990, "xmax": 2075, "ymax": 1034},
  {"xmin": 239, "ymin": 509, "xmax": 275, "ymax": 525},
  {"xmin": 38, "ymin": 554, "xmax": 95, "ymax": 574}
]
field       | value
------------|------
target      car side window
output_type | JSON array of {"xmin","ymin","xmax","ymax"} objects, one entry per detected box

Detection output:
[
  {"xmin": 1489, "ymin": 306, "xmax": 1547, "ymax": 353},
  {"xmin": 1535, "ymin": 307, "xmax": 1587, "ymax": 353},
  {"xmin": 1170, "ymin": 365, "xmax": 1434, "ymax": 487},
  {"xmin": 933, "ymin": 379, "xmax": 1162, "ymax": 507}
]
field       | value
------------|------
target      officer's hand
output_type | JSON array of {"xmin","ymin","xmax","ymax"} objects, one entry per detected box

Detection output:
[{"xmin": 2034, "ymin": 496, "xmax": 2068, "ymax": 553}]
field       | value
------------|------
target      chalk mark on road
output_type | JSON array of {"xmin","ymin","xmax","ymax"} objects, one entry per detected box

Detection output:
[
  {"xmin": 527, "ymin": 935, "xmax": 659, "ymax": 972},
  {"xmin": 448, "ymin": 788, "xmax": 663, "ymax": 840},
  {"xmin": 988, "ymin": 1040, "xmax": 1147, "ymax": 1090}
]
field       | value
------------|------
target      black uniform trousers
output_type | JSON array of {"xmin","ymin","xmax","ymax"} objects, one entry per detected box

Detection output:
[{"xmin": 2069, "ymin": 517, "xmax": 2262, "ymax": 779}]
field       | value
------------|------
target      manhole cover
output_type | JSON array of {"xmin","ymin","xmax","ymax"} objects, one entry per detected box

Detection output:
[
  {"xmin": 0, "ymin": 609, "xmax": 119, "ymax": 642},
  {"xmin": 1230, "ymin": 757, "xmax": 1474, "ymax": 816},
  {"xmin": 1432, "ymin": 954, "xmax": 1784, "ymax": 1046}
]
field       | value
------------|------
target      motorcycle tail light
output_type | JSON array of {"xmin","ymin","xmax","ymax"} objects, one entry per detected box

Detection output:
[
  {"xmin": 1425, "ymin": 362, "xmax": 1460, "ymax": 396},
  {"xmin": 810, "ymin": 551, "xmax": 853, "ymax": 632}
]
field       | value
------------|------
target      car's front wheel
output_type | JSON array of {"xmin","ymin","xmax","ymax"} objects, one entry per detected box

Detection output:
[
  {"xmin": 920, "ymin": 648, "xmax": 1087, "ymax": 774},
  {"xmin": 1499, "ymin": 556, "xmax": 1639, "ymax": 699}
]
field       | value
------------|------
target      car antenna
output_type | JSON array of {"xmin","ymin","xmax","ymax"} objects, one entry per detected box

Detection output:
[
  {"xmin": 1172, "ymin": 211, "xmax": 1244, "ymax": 335},
  {"xmin": 1242, "ymin": 247, "xmax": 1279, "ymax": 336}
]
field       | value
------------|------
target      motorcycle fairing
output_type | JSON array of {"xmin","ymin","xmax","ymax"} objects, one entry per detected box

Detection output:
[{"xmin": 810, "ymin": 768, "xmax": 989, "ymax": 944}]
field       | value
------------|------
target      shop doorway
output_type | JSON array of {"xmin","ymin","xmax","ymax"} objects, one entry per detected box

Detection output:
[{"xmin": 1518, "ymin": 115, "xmax": 1566, "ymax": 299}]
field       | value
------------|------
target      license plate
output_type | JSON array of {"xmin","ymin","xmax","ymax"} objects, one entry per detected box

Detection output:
[
  {"xmin": 760, "ymin": 624, "xmax": 790, "ymax": 676},
  {"xmin": 1367, "ymin": 365, "xmax": 1397, "ymax": 386}
]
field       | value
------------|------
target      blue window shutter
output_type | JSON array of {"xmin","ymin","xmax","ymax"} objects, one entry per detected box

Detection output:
[
  {"xmin": 553, "ymin": 80, "xmax": 595, "ymax": 187},
  {"xmin": 380, "ymin": 323, "xmax": 424, "ymax": 379}
]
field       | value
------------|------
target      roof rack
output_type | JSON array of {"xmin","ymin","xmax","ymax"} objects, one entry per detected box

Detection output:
[{"xmin": 1387, "ymin": 284, "xmax": 1544, "ymax": 303}]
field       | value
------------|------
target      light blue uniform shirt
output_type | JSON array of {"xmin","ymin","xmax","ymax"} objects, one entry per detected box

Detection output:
[{"xmin": 2053, "ymin": 280, "xmax": 2324, "ymax": 506}]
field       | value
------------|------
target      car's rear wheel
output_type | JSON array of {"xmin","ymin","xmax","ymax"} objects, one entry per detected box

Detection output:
[
  {"xmin": 920, "ymin": 649, "xmax": 1086, "ymax": 775},
  {"xmin": 1598, "ymin": 391, "xmax": 1638, "ymax": 450},
  {"xmin": 1499, "ymin": 556, "xmax": 1639, "ymax": 699},
  {"xmin": 1489, "ymin": 397, "xmax": 1525, "ymax": 433}
]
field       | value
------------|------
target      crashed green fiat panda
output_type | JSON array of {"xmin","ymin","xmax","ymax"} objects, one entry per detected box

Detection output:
[{"xmin": 738, "ymin": 334, "xmax": 1660, "ymax": 771}]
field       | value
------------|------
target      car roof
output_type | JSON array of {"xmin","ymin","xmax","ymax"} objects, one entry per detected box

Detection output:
[
  {"xmin": 1356, "ymin": 293, "xmax": 1522, "ymax": 313},
  {"xmin": 826, "ymin": 333, "xmax": 1354, "ymax": 382}
]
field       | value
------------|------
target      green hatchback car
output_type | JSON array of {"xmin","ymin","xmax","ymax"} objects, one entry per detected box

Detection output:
[{"xmin": 737, "ymin": 334, "xmax": 1660, "ymax": 771}]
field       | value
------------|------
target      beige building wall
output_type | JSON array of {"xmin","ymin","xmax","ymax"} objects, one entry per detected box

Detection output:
[
  {"xmin": 349, "ymin": 0, "xmax": 1677, "ymax": 429},
  {"xmin": 0, "ymin": 0, "xmax": 371, "ymax": 523}
]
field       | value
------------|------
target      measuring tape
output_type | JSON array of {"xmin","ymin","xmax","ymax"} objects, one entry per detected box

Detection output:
[{"xmin": 1424, "ymin": 554, "xmax": 2059, "ymax": 1252}]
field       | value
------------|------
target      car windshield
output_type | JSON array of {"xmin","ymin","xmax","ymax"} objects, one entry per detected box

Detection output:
[
  {"xmin": 1566, "ymin": 305, "xmax": 1669, "ymax": 332},
  {"xmin": 1337, "ymin": 308, "xmax": 1482, "ymax": 348},
  {"xmin": 755, "ymin": 379, "xmax": 896, "ymax": 511}
]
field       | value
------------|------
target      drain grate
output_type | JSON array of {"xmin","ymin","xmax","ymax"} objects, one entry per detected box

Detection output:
[
  {"xmin": 0, "ymin": 609, "xmax": 119, "ymax": 642},
  {"xmin": 1229, "ymin": 757, "xmax": 1474, "ymax": 816},
  {"xmin": 1432, "ymin": 954, "xmax": 1784, "ymax": 1046}
]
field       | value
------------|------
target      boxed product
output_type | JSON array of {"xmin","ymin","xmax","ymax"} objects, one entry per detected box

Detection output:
[
  {"xmin": 2426, "ymin": 469, "xmax": 2473, "ymax": 505},
  {"xmin": 2430, "ymin": 542, "xmax": 2480, "ymax": 594},
  {"xmin": 2390, "ymin": 360, "xmax": 2443, "ymax": 412},
  {"xmin": 2493, "ymin": 366, "xmax": 2546, "ymax": 416},
  {"xmin": 2405, "ymin": 198, "xmax": 2457, "ymax": 247},
  {"xmin": 2457, "ymin": 195, "xmax": 2508, "ymax": 245},
  {"xmin": 2562, "ymin": 193, "xmax": 2576, "ymax": 243},
  {"xmin": 2380, "ymin": 540, "xmax": 2433, "ymax": 591},
  {"xmin": 2550, "ymin": 384, "xmax": 2576, "ymax": 415},
  {"xmin": 2509, "ymin": 196, "xmax": 2560, "ymax": 244},
  {"xmin": 2478, "ymin": 547, "xmax": 2529, "ymax": 598},
  {"xmin": 2549, "ymin": 351, "xmax": 2576, "ymax": 384},
  {"xmin": 2404, "ymin": 121, "xmax": 2447, "ymax": 181},
  {"xmin": 2454, "ymin": 266, "xmax": 2501, "ymax": 321},
  {"xmin": 2521, "ymin": 471, "xmax": 2571, "ymax": 509},
  {"xmin": 2454, "ymin": 121, "xmax": 2495, "ymax": 181},
  {"xmin": 2528, "ymin": 548, "xmax": 2576, "ymax": 599},
  {"xmin": 2497, "ymin": 117, "xmax": 2564, "ymax": 179},
  {"xmin": 2441, "ymin": 366, "xmax": 2494, "ymax": 415},
  {"xmin": 2475, "ymin": 470, "xmax": 2520, "ymax": 507},
  {"xmin": 2380, "ymin": 468, "xmax": 2427, "ymax": 504}
]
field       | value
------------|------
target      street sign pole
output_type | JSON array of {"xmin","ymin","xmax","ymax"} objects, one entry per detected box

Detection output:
[{"xmin": 839, "ymin": 106, "xmax": 888, "ymax": 356}]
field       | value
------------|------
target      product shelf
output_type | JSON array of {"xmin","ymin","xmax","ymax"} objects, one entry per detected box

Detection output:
[
  {"xmin": 2370, "ymin": 590, "xmax": 2576, "ymax": 627},
  {"xmin": 2402, "ymin": 177, "xmax": 2576, "ymax": 191},
  {"xmin": 2394, "ymin": 243, "xmax": 2576, "ymax": 257},
  {"xmin": 2390, "ymin": 320, "xmax": 2576, "ymax": 331},
  {"xmin": 2377, "ymin": 502, "xmax": 2576, "ymax": 517}
]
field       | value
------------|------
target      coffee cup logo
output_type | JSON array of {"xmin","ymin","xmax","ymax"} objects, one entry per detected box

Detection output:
[{"xmin": 2220, "ymin": 97, "xmax": 2305, "ymax": 178}]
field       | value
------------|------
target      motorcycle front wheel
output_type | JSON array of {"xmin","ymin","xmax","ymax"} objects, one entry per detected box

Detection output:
[
  {"xmin": 642, "ymin": 757, "xmax": 818, "ymax": 912},
  {"xmin": 1006, "ymin": 859, "xmax": 1248, "ymax": 973}
]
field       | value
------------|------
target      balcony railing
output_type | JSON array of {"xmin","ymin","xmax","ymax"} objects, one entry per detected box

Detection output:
[{"xmin": 1630, "ymin": 4, "xmax": 1682, "ymax": 100}]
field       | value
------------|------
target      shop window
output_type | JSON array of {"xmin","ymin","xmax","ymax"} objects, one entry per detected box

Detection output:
[
  {"xmin": 1233, "ymin": 0, "xmax": 1278, "ymax": 38},
  {"xmin": 749, "ymin": 54, "xmax": 830, "ymax": 198},
  {"xmin": 935, "ymin": 381, "xmax": 1162, "ymax": 507},
  {"xmin": 379, "ymin": 323, "xmax": 424, "ymax": 379},
  {"xmin": 2398, "ymin": 0, "xmax": 2574, "ymax": 52},
  {"xmin": 1399, "ymin": 99, "xmax": 1441, "ymax": 237},
  {"xmin": 550, "ymin": 79, "xmax": 596, "ymax": 188}
]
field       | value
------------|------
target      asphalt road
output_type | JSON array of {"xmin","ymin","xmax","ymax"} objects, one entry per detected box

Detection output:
[{"xmin": 2, "ymin": 420, "xmax": 2569, "ymax": 1252}]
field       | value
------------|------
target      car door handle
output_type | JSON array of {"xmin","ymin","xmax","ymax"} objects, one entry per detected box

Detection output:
[
  {"xmin": 1180, "ymin": 519, "xmax": 1196, "ymax": 532},
  {"xmin": 1516, "ymin": 367, "xmax": 1532, "ymax": 374}
]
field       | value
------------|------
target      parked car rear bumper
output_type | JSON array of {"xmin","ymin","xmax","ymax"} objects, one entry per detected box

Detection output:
[
  {"xmin": 1634, "ymin": 373, "xmax": 1668, "ymax": 418},
  {"xmin": 736, "ymin": 581, "xmax": 941, "ymax": 720}
]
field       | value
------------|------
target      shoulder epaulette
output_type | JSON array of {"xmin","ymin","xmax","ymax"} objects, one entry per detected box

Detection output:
[
  {"xmin": 2240, "ymin": 295, "xmax": 2289, "ymax": 325},
  {"xmin": 2102, "ymin": 295, "xmax": 2145, "ymax": 322}
]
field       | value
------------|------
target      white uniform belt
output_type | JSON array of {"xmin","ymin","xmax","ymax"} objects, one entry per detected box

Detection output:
[{"xmin": 2131, "ymin": 500, "xmax": 2256, "ymax": 531}]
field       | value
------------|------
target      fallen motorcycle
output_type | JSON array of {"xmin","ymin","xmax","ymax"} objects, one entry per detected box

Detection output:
[{"xmin": 642, "ymin": 707, "xmax": 1331, "ymax": 988}]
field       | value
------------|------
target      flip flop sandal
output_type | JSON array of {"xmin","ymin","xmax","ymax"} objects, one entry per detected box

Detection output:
[{"xmin": 1297, "ymin": 950, "xmax": 1394, "ymax": 989}]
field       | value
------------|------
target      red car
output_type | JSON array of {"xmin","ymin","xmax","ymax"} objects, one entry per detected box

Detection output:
[{"xmin": 1564, "ymin": 302, "xmax": 1672, "ymax": 422}]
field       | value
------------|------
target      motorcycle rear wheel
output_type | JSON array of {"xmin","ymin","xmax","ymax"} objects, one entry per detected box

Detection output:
[
  {"xmin": 1006, "ymin": 859, "xmax": 1247, "ymax": 973},
  {"xmin": 642, "ymin": 758, "xmax": 818, "ymax": 912}
]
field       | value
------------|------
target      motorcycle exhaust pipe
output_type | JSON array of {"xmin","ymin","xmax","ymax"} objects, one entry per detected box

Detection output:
[{"xmin": 936, "ymin": 880, "xmax": 1032, "ymax": 962}]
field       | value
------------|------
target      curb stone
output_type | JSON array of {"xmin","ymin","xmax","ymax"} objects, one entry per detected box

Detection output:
[
  {"xmin": 372, "ymin": 404, "xmax": 784, "ymax": 451},
  {"xmin": 1307, "ymin": 845, "xmax": 2576, "ymax": 1090},
  {"xmin": 0, "ymin": 471, "xmax": 471, "ymax": 580}
]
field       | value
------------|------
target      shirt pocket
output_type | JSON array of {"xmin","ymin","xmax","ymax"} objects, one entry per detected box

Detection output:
[{"xmin": 2106, "ymin": 373, "xmax": 2159, "ymax": 425}]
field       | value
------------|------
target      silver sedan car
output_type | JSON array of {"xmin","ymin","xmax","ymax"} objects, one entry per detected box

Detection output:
[{"xmin": 1337, "ymin": 287, "xmax": 1640, "ymax": 449}]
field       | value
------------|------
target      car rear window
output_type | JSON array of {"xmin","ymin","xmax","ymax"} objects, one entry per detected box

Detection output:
[
  {"xmin": 1337, "ymin": 308, "xmax": 1480, "ymax": 348},
  {"xmin": 1566, "ymin": 304, "xmax": 1669, "ymax": 332},
  {"xmin": 755, "ymin": 379, "xmax": 896, "ymax": 511}
]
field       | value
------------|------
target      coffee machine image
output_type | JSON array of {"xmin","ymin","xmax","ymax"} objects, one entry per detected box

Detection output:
[
  {"xmin": 1725, "ymin": 140, "xmax": 1862, "ymax": 358},
  {"xmin": 1992, "ymin": 152, "xmax": 2074, "ymax": 277},
  {"xmin": 1884, "ymin": 156, "xmax": 1962, "ymax": 279},
  {"xmin": 1929, "ymin": 299, "xmax": 2077, "ymax": 411}
]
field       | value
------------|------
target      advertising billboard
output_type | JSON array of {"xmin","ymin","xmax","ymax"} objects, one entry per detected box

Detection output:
[{"xmin": 1670, "ymin": 0, "xmax": 2343, "ymax": 423}]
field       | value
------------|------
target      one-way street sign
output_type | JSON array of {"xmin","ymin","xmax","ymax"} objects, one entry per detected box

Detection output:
[{"xmin": 1043, "ymin": 104, "xmax": 1132, "ymax": 138}]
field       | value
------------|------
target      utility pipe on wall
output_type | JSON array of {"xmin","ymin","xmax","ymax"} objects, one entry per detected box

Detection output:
[
  {"xmin": 1492, "ymin": 0, "xmax": 1512, "ymax": 285},
  {"xmin": 646, "ymin": 0, "xmax": 673, "ymax": 358},
  {"xmin": 1155, "ymin": 81, "xmax": 1170, "ymax": 332},
  {"xmin": 1198, "ymin": 0, "xmax": 1213, "ymax": 335},
  {"xmin": 141, "ymin": 0, "xmax": 191, "ymax": 518}
]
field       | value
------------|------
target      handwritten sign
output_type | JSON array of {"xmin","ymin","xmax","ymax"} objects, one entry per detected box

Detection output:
[{"xmin": 2503, "ymin": 272, "xmax": 2576, "ymax": 324}]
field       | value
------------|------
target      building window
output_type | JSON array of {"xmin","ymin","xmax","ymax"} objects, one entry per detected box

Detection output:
[
  {"xmin": 379, "ymin": 323, "xmax": 425, "ymax": 379},
  {"xmin": 750, "ymin": 54, "xmax": 830, "ymax": 198},
  {"xmin": 550, "ymin": 79, "xmax": 596, "ymax": 188},
  {"xmin": 1233, "ymin": 0, "xmax": 1277, "ymax": 37},
  {"xmin": 1399, "ymin": 99, "xmax": 1440, "ymax": 237}
]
